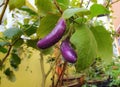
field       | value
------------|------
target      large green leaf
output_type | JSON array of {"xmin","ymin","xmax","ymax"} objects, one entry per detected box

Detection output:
[
  {"xmin": 90, "ymin": 26, "xmax": 113, "ymax": 63},
  {"xmin": 90, "ymin": 4, "xmax": 110, "ymax": 18},
  {"xmin": 3, "ymin": 28, "xmax": 23, "ymax": 39},
  {"xmin": 37, "ymin": 14, "xmax": 60, "ymax": 38},
  {"xmin": 62, "ymin": 8, "xmax": 89, "ymax": 19},
  {"xmin": 35, "ymin": 0, "xmax": 55, "ymax": 16},
  {"xmin": 9, "ymin": 0, "xmax": 25, "ymax": 10},
  {"xmin": 70, "ymin": 24, "xmax": 97, "ymax": 72},
  {"xmin": 56, "ymin": 0, "xmax": 69, "ymax": 10}
]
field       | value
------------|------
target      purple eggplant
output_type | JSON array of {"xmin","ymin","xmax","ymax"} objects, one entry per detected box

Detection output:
[
  {"xmin": 60, "ymin": 39, "xmax": 77, "ymax": 63},
  {"xmin": 37, "ymin": 18, "xmax": 66, "ymax": 49}
]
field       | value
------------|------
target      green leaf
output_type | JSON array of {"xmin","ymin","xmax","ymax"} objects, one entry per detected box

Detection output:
[
  {"xmin": 41, "ymin": 47, "xmax": 53, "ymax": 55},
  {"xmin": 0, "ymin": 41, "xmax": 9, "ymax": 46},
  {"xmin": 3, "ymin": 28, "xmax": 23, "ymax": 39},
  {"xmin": 13, "ymin": 38, "xmax": 24, "ymax": 47},
  {"xmin": 90, "ymin": 26, "xmax": 113, "ymax": 63},
  {"xmin": 9, "ymin": 0, "xmax": 25, "ymax": 10},
  {"xmin": 0, "ymin": 61, "xmax": 5, "ymax": 71},
  {"xmin": 4, "ymin": 68, "xmax": 11, "ymax": 76},
  {"xmin": 37, "ymin": 14, "xmax": 60, "ymax": 38},
  {"xmin": 26, "ymin": 39, "xmax": 39, "ymax": 49},
  {"xmin": 91, "ymin": 0, "xmax": 97, "ymax": 3},
  {"xmin": 70, "ymin": 0, "xmax": 80, "ymax": 7},
  {"xmin": 62, "ymin": 8, "xmax": 89, "ymax": 19},
  {"xmin": 10, "ymin": 53, "xmax": 21, "ymax": 69},
  {"xmin": 70, "ymin": 24, "xmax": 97, "ymax": 71},
  {"xmin": 24, "ymin": 24, "xmax": 37, "ymax": 36},
  {"xmin": 35, "ymin": 0, "xmax": 55, "ymax": 16},
  {"xmin": 19, "ymin": 6, "xmax": 37, "ymax": 15},
  {"xmin": 74, "ymin": 17, "xmax": 87, "ymax": 24},
  {"xmin": 4, "ymin": 68, "xmax": 16, "ymax": 82},
  {"xmin": 0, "ymin": 46, "xmax": 7, "ymax": 53},
  {"xmin": 56, "ymin": 0, "xmax": 69, "ymax": 10},
  {"xmin": 90, "ymin": 4, "xmax": 110, "ymax": 18}
]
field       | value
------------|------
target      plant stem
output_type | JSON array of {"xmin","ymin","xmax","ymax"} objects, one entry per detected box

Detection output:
[
  {"xmin": 80, "ymin": 0, "xmax": 84, "ymax": 7},
  {"xmin": 53, "ymin": 0, "xmax": 63, "ymax": 14},
  {"xmin": 105, "ymin": 0, "xmax": 111, "ymax": 8},
  {"xmin": 86, "ymin": 0, "xmax": 91, "ymax": 8},
  {"xmin": 0, "ymin": 0, "xmax": 9, "ymax": 24},
  {"xmin": 40, "ymin": 53, "xmax": 46, "ymax": 87},
  {"xmin": 55, "ymin": 61, "xmax": 67, "ymax": 87},
  {"xmin": 0, "ymin": 38, "xmax": 20, "ymax": 67},
  {"xmin": 0, "ymin": 44, "xmax": 12, "ymax": 66},
  {"xmin": 46, "ymin": 53, "xmax": 61, "ymax": 78}
]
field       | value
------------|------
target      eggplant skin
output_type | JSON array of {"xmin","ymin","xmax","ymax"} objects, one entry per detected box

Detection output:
[
  {"xmin": 60, "ymin": 39, "xmax": 77, "ymax": 63},
  {"xmin": 37, "ymin": 18, "xmax": 66, "ymax": 49}
]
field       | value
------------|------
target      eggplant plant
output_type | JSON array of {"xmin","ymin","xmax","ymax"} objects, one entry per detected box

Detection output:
[{"xmin": 0, "ymin": 0, "xmax": 117, "ymax": 87}]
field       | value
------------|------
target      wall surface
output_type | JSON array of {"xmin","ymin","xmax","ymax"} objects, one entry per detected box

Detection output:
[
  {"xmin": 0, "ymin": 50, "xmax": 52, "ymax": 87},
  {"xmin": 112, "ymin": 0, "xmax": 120, "ymax": 29},
  {"xmin": 112, "ymin": 0, "xmax": 120, "ymax": 55}
]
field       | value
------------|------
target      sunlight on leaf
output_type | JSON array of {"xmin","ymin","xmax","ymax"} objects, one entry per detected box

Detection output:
[
  {"xmin": 9, "ymin": 0, "xmax": 25, "ymax": 10},
  {"xmin": 90, "ymin": 26, "xmax": 113, "ymax": 63},
  {"xmin": 90, "ymin": 4, "xmax": 110, "ymax": 18},
  {"xmin": 62, "ymin": 8, "xmax": 89, "ymax": 19}
]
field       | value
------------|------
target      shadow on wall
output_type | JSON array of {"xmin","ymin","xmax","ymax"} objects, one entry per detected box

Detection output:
[{"xmin": 0, "ymin": 50, "xmax": 52, "ymax": 87}]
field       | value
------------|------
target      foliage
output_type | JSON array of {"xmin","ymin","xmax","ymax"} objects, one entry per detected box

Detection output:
[
  {"xmin": 0, "ymin": 0, "xmax": 115, "ymax": 87},
  {"xmin": 70, "ymin": 24, "xmax": 97, "ymax": 71},
  {"xmin": 90, "ymin": 26, "xmax": 113, "ymax": 63},
  {"xmin": 106, "ymin": 57, "xmax": 120, "ymax": 86}
]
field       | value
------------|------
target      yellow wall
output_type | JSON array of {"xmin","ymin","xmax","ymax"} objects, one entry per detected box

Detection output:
[{"xmin": 0, "ymin": 50, "xmax": 52, "ymax": 87}]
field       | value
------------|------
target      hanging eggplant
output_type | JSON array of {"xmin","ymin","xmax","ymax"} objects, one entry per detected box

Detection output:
[
  {"xmin": 37, "ymin": 18, "xmax": 66, "ymax": 49},
  {"xmin": 60, "ymin": 39, "xmax": 77, "ymax": 63}
]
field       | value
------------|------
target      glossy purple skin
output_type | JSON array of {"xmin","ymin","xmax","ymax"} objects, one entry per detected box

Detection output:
[
  {"xmin": 37, "ymin": 18, "xmax": 66, "ymax": 49},
  {"xmin": 60, "ymin": 39, "xmax": 77, "ymax": 63}
]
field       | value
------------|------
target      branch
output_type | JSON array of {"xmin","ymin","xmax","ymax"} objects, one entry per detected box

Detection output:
[
  {"xmin": 0, "ymin": 38, "xmax": 21, "ymax": 66},
  {"xmin": 86, "ymin": 0, "xmax": 91, "ymax": 8},
  {"xmin": 0, "ymin": 0, "xmax": 9, "ymax": 24},
  {"xmin": 39, "ymin": 53, "xmax": 46, "ymax": 87},
  {"xmin": 105, "ymin": 0, "xmax": 111, "ymax": 8},
  {"xmin": 53, "ymin": 0, "xmax": 63, "ymax": 14},
  {"xmin": 45, "ymin": 53, "xmax": 61, "ymax": 78},
  {"xmin": 80, "ymin": 0, "xmax": 84, "ymax": 7},
  {"xmin": 111, "ymin": 0, "xmax": 120, "ymax": 4},
  {"xmin": 55, "ymin": 61, "xmax": 67, "ymax": 87},
  {"xmin": 0, "ymin": 44, "xmax": 12, "ymax": 66}
]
